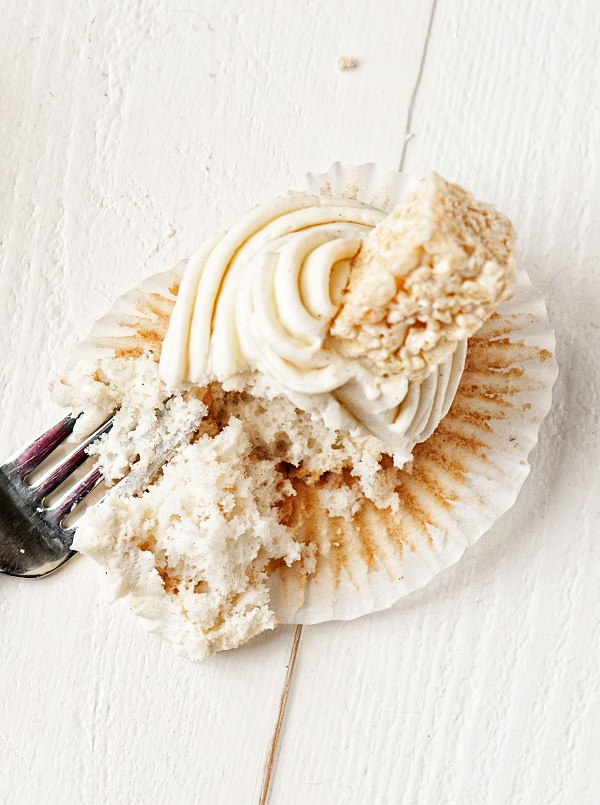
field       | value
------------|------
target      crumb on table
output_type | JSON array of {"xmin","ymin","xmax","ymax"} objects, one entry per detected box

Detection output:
[{"xmin": 336, "ymin": 56, "xmax": 358, "ymax": 72}]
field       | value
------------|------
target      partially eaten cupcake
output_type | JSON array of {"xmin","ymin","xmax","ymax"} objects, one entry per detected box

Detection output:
[{"xmin": 53, "ymin": 170, "xmax": 528, "ymax": 660}]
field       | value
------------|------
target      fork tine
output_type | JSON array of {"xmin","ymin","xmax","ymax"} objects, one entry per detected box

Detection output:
[
  {"xmin": 30, "ymin": 416, "xmax": 113, "ymax": 503},
  {"xmin": 48, "ymin": 466, "xmax": 104, "ymax": 525},
  {"xmin": 6, "ymin": 416, "xmax": 78, "ymax": 478}
]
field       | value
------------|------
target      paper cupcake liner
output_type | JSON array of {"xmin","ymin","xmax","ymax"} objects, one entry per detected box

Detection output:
[{"xmin": 69, "ymin": 163, "xmax": 558, "ymax": 626}]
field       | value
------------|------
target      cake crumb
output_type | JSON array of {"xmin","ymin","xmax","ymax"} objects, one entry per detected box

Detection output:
[{"xmin": 336, "ymin": 56, "xmax": 358, "ymax": 72}]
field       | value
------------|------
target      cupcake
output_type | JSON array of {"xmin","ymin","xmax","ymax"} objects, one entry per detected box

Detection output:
[{"xmin": 52, "ymin": 164, "xmax": 556, "ymax": 660}]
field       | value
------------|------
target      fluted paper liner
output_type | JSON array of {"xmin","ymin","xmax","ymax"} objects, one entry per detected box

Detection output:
[{"xmin": 71, "ymin": 163, "xmax": 557, "ymax": 626}]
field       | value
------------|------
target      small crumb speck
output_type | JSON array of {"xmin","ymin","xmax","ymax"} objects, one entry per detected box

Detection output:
[
  {"xmin": 19, "ymin": 549, "xmax": 25, "ymax": 554},
  {"xmin": 336, "ymin": 56, "xmax": 358, "ymax": 72}
]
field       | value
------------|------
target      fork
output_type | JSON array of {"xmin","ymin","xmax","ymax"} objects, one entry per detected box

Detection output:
[
  {"xmin": 0, "ymin": 402, "xmax": 200, "ymax": 578},
  {"xmin": 0, "ymin": 416, "xmax": 113, "ymax": 578}
]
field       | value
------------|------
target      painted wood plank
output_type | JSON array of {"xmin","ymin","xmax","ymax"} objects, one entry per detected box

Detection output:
[
  {"xmin": 270, "ymin": 0, "xmax": 600, "ymax": 803},
  {"xmin": 0, "ymin": 1, "xmax": 434, "ymax": 802}
]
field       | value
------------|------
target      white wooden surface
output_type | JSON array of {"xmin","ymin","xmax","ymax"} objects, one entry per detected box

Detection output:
[{"xmin": 1, "ymin": 1, "xmax": 598, "ymax": 803}]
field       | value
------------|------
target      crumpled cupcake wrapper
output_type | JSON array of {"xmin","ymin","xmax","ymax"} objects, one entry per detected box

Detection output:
[{"xmin": 70, "ymin": 163, "xmax": 558, "ymax": 625}]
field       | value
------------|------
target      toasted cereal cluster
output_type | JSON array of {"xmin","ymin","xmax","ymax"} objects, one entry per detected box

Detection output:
[{"xmin": 330, "ymin": 173, "xmax": 516, "ymax": 380}]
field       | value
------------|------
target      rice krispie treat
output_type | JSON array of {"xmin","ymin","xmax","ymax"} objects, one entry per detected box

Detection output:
[{"xmin": 331, "ymin": 173, "xmax": 516, "ymax": 380}]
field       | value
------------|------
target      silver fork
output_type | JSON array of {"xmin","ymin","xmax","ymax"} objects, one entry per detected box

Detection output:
[
  {"xmin": 1, "ymin": 402, "xmax": 202, "ymax": 578},
  {"xmin": 0, "ymin": 416, "xmax": 114, "ymax": 578}
]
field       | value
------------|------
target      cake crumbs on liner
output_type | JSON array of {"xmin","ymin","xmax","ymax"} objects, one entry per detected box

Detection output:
[{"xmin": 54, "ymin": 353, "xmax": 401, "ymax": 660}]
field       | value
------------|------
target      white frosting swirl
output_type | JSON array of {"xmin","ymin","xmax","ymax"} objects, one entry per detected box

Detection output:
[{"xmin": 159, "ymin": 193, "xmax": 466, "ymax": 464}]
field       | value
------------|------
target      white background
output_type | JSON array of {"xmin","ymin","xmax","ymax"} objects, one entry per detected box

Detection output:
[{"xmin": 1, "ymin": 1, "xmax": 599, "ymax": 803}]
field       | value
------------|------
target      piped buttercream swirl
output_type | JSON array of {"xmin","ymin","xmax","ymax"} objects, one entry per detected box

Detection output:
[{"xmin": 159, "ymin": 193, "xmax": 466, "ymax": 464}]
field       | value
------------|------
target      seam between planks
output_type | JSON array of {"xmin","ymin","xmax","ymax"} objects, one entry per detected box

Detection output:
[
  {"xmin": 259, "ymin": 625, "xmax": 303, "ymax": 805},
  {"xmin": 399, "ymin": 0, "xmax": 440, "ymax": 171}
]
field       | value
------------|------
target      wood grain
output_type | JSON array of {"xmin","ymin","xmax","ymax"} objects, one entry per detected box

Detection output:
[
  {"xmin": 0, "ymin": 1, "xmax": 435, "ymax": 803},
  {"xmin": 270, "ymin": 0, "xmax": 600, "ymax": 803}
]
